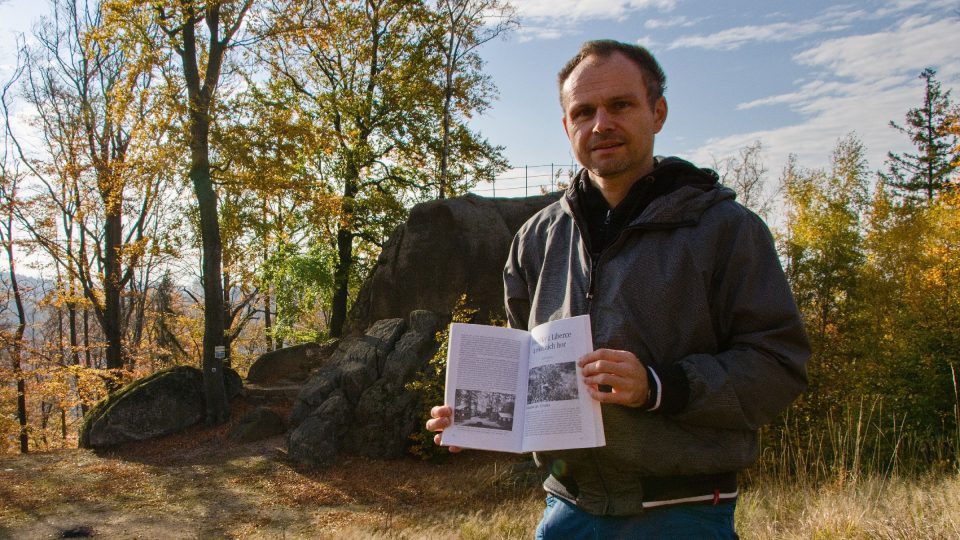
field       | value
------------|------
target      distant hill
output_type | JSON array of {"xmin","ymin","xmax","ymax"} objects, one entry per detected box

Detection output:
[{"xmin": 0, "ymin": 272, "xmax": 51, "ymax": 342}]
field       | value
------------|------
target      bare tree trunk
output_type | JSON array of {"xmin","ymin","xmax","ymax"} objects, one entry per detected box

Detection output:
[
  {"xmin": 4, "ymin": 221, "xmax": 29, "ymax": 453},
  {"xmin": 329, "ymin": 227, "xmax": 354, "ymax": 338},
  {"xmin": 191, "ymin": 140, "xmax": 229, "ymax": 423},
  {"xmin": 262, "ymin": 202, "xmax": 274, "ymax": 352},
  {"xmin": 263, "ymin": 288, "xmax": 274, "ymax": 352},
  {"xmin": 83, "ymin": 308, "xmax": 92, "ymax": 368},
  {"xmin": 169, "ymin": 2, "xmax": 251, "ymax": 425},
  {"xmin": 328, "ymin": 176, "xmax": 356, "ymax": 338},
  {"xmin": 438, "ymin": 51, "xmax": 454, "ymax": 199},
  {"xmin": 15, "ymin": 373, "xmax": 27, "ymax": 452},
  {"xmin": 221, "ymin": 270, "xmax": 233, "ymax": 364},
  {"xmin": 103, "ymin": 212, "xmax": 125, "ymax": 369}
]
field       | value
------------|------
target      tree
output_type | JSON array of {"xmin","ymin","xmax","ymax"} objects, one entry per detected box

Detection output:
[
  {"xmin": 161, "ymin": 0, "xmax": 252, "ymax": 424},
  {"xmin": 883, "ymin": 68, "xmax": 960, "ymax": 201},
  {"xmin": 211, "ymin": 83, "xmax": 314, "ymax": 354},
  {"xmin": 433, "ymin": 0, "xmax": 514, "ymax": 199},
  {"xmin": 257, "ymin": 0, "xmax": 509, "ymax": 337},
  {"xmin": 152, "ymin": 271, "xmax": 188, "ymax": 366},
  {"xmin": 3, "ymin": 0, "xmax": 178, "ymax": 383},
  {"xmin": 779, "ymin": 135, "xmax": 870, "ymax": 413},
  {"xmin": 714, "ymin": 140, "xmax": 775, "ymax": 218},
  {"xmin": 859, "ymin": 181, "xmax": 960, "ymax": 445},
  {"xmin": 105, "ymin": 0, "xmax": 254, "ymax": 424},
  {"xmin": 947, "ymin": 104, "xmax": 960, "ymax": 173},
  {"xmin": 1, "ymin": 59, "xmax": 30, "ymax": 453},
  {"xmin": 256, "ymin": 0, "xmax": 430, "ymax": 338}
]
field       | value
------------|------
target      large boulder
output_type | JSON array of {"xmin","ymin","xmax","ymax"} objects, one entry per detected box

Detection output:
[
  {"xmin": 346, "ymin": 193, "xmax": 558, "ymax": 333},
  {"xmin": 287, "ymin": 310, "xmax": 442, "ymax": 467},
  {"xmin": 246, "ymin": 340, "xmax": 338, "ymax": 385},
  {"xmin": 79, "ymin": 365, "xmax": 242, "ymax": 448},
  {"xmin": 230, "ymin": 406, "xmax": 287, "ymax": 443}
]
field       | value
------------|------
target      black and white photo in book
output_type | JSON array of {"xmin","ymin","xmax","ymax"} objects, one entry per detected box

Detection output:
[
  {"xmin": 527, "ymin": 362, "xmax": 578, "ymax": 404},
  {"xmin": 454, "ymin": 389, "xmax": 516, "ymax": 431}
]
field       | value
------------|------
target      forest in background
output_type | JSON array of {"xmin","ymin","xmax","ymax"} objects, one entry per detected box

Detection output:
[
  {"xmin": 0, "ymin": 0, "xmax": 518, "ymax": 449},
  {"xmin": 0, "ymin": 0, "xmax": 958, "ymax": 480}
]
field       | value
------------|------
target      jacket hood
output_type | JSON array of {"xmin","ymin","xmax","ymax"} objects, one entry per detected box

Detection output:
[
  {"xmin": 651, "ymin": 155, "xmax": 719, "ymax": 186},
  {"xmin": 562, "ymin": 156, "xmax": 734, "ymax": 228}
]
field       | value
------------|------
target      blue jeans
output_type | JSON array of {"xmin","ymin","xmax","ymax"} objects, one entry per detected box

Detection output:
[{"xmin": 535, "ymin": 495, "xmax": 739, "ymax": 540}]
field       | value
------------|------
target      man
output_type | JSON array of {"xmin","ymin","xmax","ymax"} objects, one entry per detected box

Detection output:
[{"xmin": 427, "ymin": 40, "xmax": 809, "ymax": 538}]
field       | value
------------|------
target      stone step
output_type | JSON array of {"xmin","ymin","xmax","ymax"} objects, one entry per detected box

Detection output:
[{"xmin": 242, "ymin": 381, "xmax": 305, "ymax": 403}]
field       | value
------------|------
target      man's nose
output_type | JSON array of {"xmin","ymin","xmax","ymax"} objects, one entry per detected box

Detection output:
[{"xmin": 592, "ymin": 108, "xmax": 614, "ymax": 132}]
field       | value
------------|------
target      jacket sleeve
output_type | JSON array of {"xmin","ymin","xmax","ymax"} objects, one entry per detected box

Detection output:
[
  {"xmin": 503, "ymin": 232, "xmax": 531, "ymax": 331},
  {"xmin": 672, "ymin": 210, "xmax": 810, "ymax": 431}
]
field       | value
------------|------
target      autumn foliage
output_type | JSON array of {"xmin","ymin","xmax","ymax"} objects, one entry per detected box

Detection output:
[{"xmin": 1, "ymin": 1, "xmax": 958, "ymax": 482}]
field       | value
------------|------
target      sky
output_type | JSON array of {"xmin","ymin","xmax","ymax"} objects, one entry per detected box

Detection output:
[
  {"xmin": 2, "ymin": 0, "xmax": 959, "ymax": 197},
  {"xmin": 469, "ymin": 0, "xmax": 960, "ymax": 195}
]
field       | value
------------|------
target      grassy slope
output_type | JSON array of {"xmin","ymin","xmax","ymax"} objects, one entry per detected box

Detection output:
[
  {"xmin": 0, "ymin": 400, "xmax": 542, "ymax": 539},
  {"xmin": 2, "ymin": 401, "xmax": 960, "ymax": 539}
]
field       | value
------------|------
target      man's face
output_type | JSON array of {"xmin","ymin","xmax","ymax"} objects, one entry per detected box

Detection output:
[{"xmin": 561, "ymin": 52, "xmax": 667, "ymax": 187}]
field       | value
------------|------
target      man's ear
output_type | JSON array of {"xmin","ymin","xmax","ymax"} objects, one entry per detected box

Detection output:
[
  {"xmin": 653, "ymin": 97, "xmax": 668, "ymax": 134},
  {"xmin": 562, "ymin": 115, "xmax": 570, "ymax": 138}
]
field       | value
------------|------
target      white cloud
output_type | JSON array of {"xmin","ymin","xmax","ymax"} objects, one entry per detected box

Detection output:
[
  {"xmin": 664, "ymin": 1, "xmax": 949, "ymax": 52},
  {"xmin": 795, "ymin": 15, "xmax": 960, "ymax": 83},
  {"xmin": 668, "ymin": 20, "xmax": 850, "ymax": 51},
  {"xmin": 874, "ymin": 0, "xmax": 959, "ymax": 17},
  {"xmin": 644, "ymin": 15, "xmax": 696, "ymax": 29},
  {"xmin": 513, "ymin": 0, "xmax": 678, "ymax": 42},
  {"xmin": 689, "ymin": 13, "xmax": 960, "ymax": 193},
  {"xmin": 515, "ymin": 25, "xmax": 567, "ymax": 42},
  {"xmin": 690, "ymin": 84, "xmax": 917, "ymax": 176},
  {"xmin": 516, "ymin": 0, "xmax": 676, "ymax": 21},
  {"xmin": 736, "ymin": 81, "xmax": 845, "ymax": 111}
]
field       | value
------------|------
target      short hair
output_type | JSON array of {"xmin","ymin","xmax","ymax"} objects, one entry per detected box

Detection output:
[{"xmin": 557, "ymin": 40, "xmax": 666, "ymax": 109}]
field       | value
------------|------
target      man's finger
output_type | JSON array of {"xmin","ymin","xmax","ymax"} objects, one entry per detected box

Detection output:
[
  {"xmin": 426, "ymin": 415, "xmax": 450, "ymax": 432},
  {"xmin": 430, "ymin": 405, "xmax": 452, "ymax": 418}
]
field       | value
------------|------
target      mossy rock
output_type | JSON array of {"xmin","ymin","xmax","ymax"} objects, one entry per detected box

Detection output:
[{"xmin": 80, "ymin": 365, "xmax": 241, "ymax": 449}]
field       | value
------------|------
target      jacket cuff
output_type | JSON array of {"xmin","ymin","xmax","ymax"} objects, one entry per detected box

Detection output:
[{"xmin": 644, "ymin": 364, "xmax": 690, "ymax": 414}]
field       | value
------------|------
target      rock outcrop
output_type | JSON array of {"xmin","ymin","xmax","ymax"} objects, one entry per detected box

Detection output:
[
  {"xmin": 246, "ymin": 341, "xmax": 338, "ymax": 385},
  {"xmin": 287, "ymin": 310, "xmax": 442, "ymax": 467},
  {"xmin": 79, "ymin": 365, "xmax": 242, "ymax": 448},
  {"xmin": 230, "ymin": 406, "xmax": 287, "ymax": 443},
  {"xmin": 346, "ymin": 193, "xmax": 559, "ymax": 333}
]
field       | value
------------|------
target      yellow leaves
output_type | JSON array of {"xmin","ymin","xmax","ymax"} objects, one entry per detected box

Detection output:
[
  {"xmin": 121, "ymin": 236, "xmax": 151, "ymax": 265},
  {"xmin": 921, "ymin": 266, "xmax": 947, "ymax": 288},
  {"xmin": 942, "ymin": 110, "xmax": 960, "ymax": 170}
]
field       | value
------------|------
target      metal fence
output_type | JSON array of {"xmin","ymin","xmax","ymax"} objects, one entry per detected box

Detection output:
[{"xmin": 469, "ymin": 163, "xmax": 581, "ymax": 198}]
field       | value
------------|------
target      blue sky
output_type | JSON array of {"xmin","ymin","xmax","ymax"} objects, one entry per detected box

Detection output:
[
  {"xmin": 471, "ymin": 0, "xmax": 960, "ymax": 193},
  {"xmin": 2, "ymin": 0, "xmax": 959, "ymax": 196}
]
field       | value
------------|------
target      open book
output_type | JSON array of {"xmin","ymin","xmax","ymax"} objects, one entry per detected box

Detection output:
[{"xmin": 440, "ymin": 315, "xmax": 605, "ymax": 453}]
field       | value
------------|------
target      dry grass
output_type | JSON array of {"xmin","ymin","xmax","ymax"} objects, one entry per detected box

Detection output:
[
  {"xmin": 738, "ymin": 474, "xmax": 960, "ymax": 539},
  {"xmin": 0, "ymin": 405, "xmax": 543, "ymax": 539},
  {"xmin": 2, "ymin": 398, "xmax": 960, "ymax": 538},
  {"xmin": 0, "ymin": 445, "xmax": 545, "ymax": 539}
]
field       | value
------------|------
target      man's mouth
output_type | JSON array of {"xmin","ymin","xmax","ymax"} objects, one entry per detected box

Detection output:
[{"xmin": 590, "ymin": 140, "xmax": 624, "ymax": 152}]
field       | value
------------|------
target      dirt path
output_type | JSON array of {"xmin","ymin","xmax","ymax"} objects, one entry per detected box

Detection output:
[{"xmin": 0, "ymin": 427, "xmax": 541, "ymax": 539}]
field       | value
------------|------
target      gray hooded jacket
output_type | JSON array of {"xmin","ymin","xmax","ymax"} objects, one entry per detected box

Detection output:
[{"xmin": 503, "ymin": 158, "xmax": 809, "ymax": 516}]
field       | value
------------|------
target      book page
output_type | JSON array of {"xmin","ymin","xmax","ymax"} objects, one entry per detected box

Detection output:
[
  {"xmin": 440, "ymin": 323, "xmax": 530, "ymax": 453},
  {"xmin": 521, "ymin": 315, "xmax": 605, "ymax": 452}
]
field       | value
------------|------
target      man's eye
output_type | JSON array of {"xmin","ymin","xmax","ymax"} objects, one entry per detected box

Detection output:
[{"xmin": 573, "ymin": 108, "xmax": 593, "ymax": 120}]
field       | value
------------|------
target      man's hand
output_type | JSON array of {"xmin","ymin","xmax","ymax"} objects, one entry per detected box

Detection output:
[
  {"xmin": 426, "ymin": 405, "xmax": 462, "ymax": 453},
  {"xmin": 578, "ymin": 349, "xmax": 649, "ymax": 407}
]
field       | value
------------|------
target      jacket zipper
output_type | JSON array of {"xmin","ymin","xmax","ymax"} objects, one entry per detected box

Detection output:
[{"xmin": 586, "ymin": 209, "xmax": 612, "ymax": 303}]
